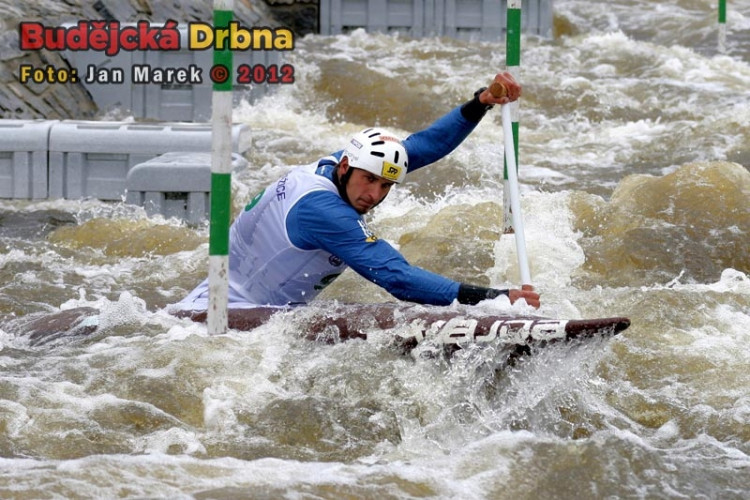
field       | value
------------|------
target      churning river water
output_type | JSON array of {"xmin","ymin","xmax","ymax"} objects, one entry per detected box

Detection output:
[{"xmin": 1, "ymin": 0, "xmax": 749, "ymax": 498}]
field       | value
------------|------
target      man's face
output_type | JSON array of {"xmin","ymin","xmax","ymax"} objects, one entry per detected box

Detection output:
[{"xmin": 340, "ymin": 162, "xmax": 395, "ymax": 214}]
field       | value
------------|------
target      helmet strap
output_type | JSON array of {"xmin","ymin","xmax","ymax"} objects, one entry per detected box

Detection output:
[{"xmin": 334, "ymin": 160, "xmax": 354, "ymax": 206}]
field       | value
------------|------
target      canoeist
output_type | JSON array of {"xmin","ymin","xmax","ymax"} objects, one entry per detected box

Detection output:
[{"xmin": 179, "ymin": 72, "xmax": 540, "ymax": 310}]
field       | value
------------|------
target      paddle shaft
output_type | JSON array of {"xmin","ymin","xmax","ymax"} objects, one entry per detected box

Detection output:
[
  {"xmin": 501, "ymin": 103, "xmax": 531, "ymax": 285},
  {"xmin": 488, "ymin": 80, "xmax": 531, "ymax": 285},
  {"xmin": 489, "ymin": 82, "xmax": 508, "ymax": 98}
]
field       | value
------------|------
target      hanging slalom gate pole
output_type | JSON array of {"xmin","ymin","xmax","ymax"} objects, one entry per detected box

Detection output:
[
  {"xmin": 208, "ymin": 0, "xmax": 234, "ymax": 335},
  {"xmin": 502, "ymin": 0, "xmax": 522, "ymax": 236},
  {"xmin": 718, "ymin": 0, "xmax": 727, "ymax": 53}
]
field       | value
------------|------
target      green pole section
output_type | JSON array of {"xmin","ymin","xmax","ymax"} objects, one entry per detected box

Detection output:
[
  {"xmin": 503, "ymin": 0, "xmax": 522, "ymax": 235},
  {"xmin": 208, "ymin": 0, "xmax": 234, "ymax": 335},
  {"xmin": 209, "ymin": 174, "xmax": 231, "ymax": 256},
  {"xmin": 718, "ymin": 0, "xmax": 727, "ymax": 53}
]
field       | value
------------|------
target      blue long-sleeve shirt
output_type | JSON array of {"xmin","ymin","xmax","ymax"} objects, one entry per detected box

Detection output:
[{"xmin": 286, "ymin": 105, "xmax": 478, "ymax": 305}]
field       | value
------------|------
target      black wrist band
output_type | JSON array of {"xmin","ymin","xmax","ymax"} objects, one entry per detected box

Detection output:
[
  {"xmin": 457, "ymin": 283, "xmax": 509, "ymax": 305},
  {"xmin": 460, "ymin": 87, "xmax": 494, "ymax": 123}
]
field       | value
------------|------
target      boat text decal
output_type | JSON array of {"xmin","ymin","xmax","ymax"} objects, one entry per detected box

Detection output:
[{"xmin": 400, "ymin": 317, "xmax": 569, "ymax": 345}]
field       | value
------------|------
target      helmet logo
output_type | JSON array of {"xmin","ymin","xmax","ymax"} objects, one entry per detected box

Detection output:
[
  {"xmin": 381, "ymin": 161, "xmax": 403, "ymax": 182},
  {"xmin": 350, "ymin": 138, "xmax": 363, "ymax": 149}
]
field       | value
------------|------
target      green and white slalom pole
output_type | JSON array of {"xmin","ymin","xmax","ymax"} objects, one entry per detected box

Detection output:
[
  {"xmin": 718, "ymin": 0, "xmax": 727, "ymax": 53},
  {"xmin": 502, "ymin": 0, "xmax": 522, "ymax": 236},
  {"xmin": 208, "ymin": 0, "xmax": 234, "ymax": 335}
]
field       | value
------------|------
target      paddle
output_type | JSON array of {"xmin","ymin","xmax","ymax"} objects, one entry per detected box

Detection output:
[{"xmin": 490, "ymin": 82, "xmax": 532, "ymax": 287}]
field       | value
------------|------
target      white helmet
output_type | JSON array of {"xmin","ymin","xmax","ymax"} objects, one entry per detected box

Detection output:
[{"xmin": 343, "ymin": 128, "xmax": 408, "ymax": 183}]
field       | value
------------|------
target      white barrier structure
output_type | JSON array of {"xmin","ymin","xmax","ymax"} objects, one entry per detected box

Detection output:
[
  {"xmin": 319, "ymin": 0, "xmax": 553, "ymax": 40},
  {"xmin": 0, "ymin": 120, "xmax": 55, "ymax": 199},
  {"xmin": 125, "ymin": 152, "xmax": 247, "ymax": 224},
  {"xmin": 47, "ymin": 120, "xmax": 251, "ymax": 200},
  {"xmin": 0, "ymin": 118, "xmax": 251, "ymax": 221}
]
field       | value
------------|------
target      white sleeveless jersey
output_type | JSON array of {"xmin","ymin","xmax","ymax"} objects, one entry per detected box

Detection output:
[{"xmin": 180, "ymin": 161, "xmax": 347, "ymax": 308}]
